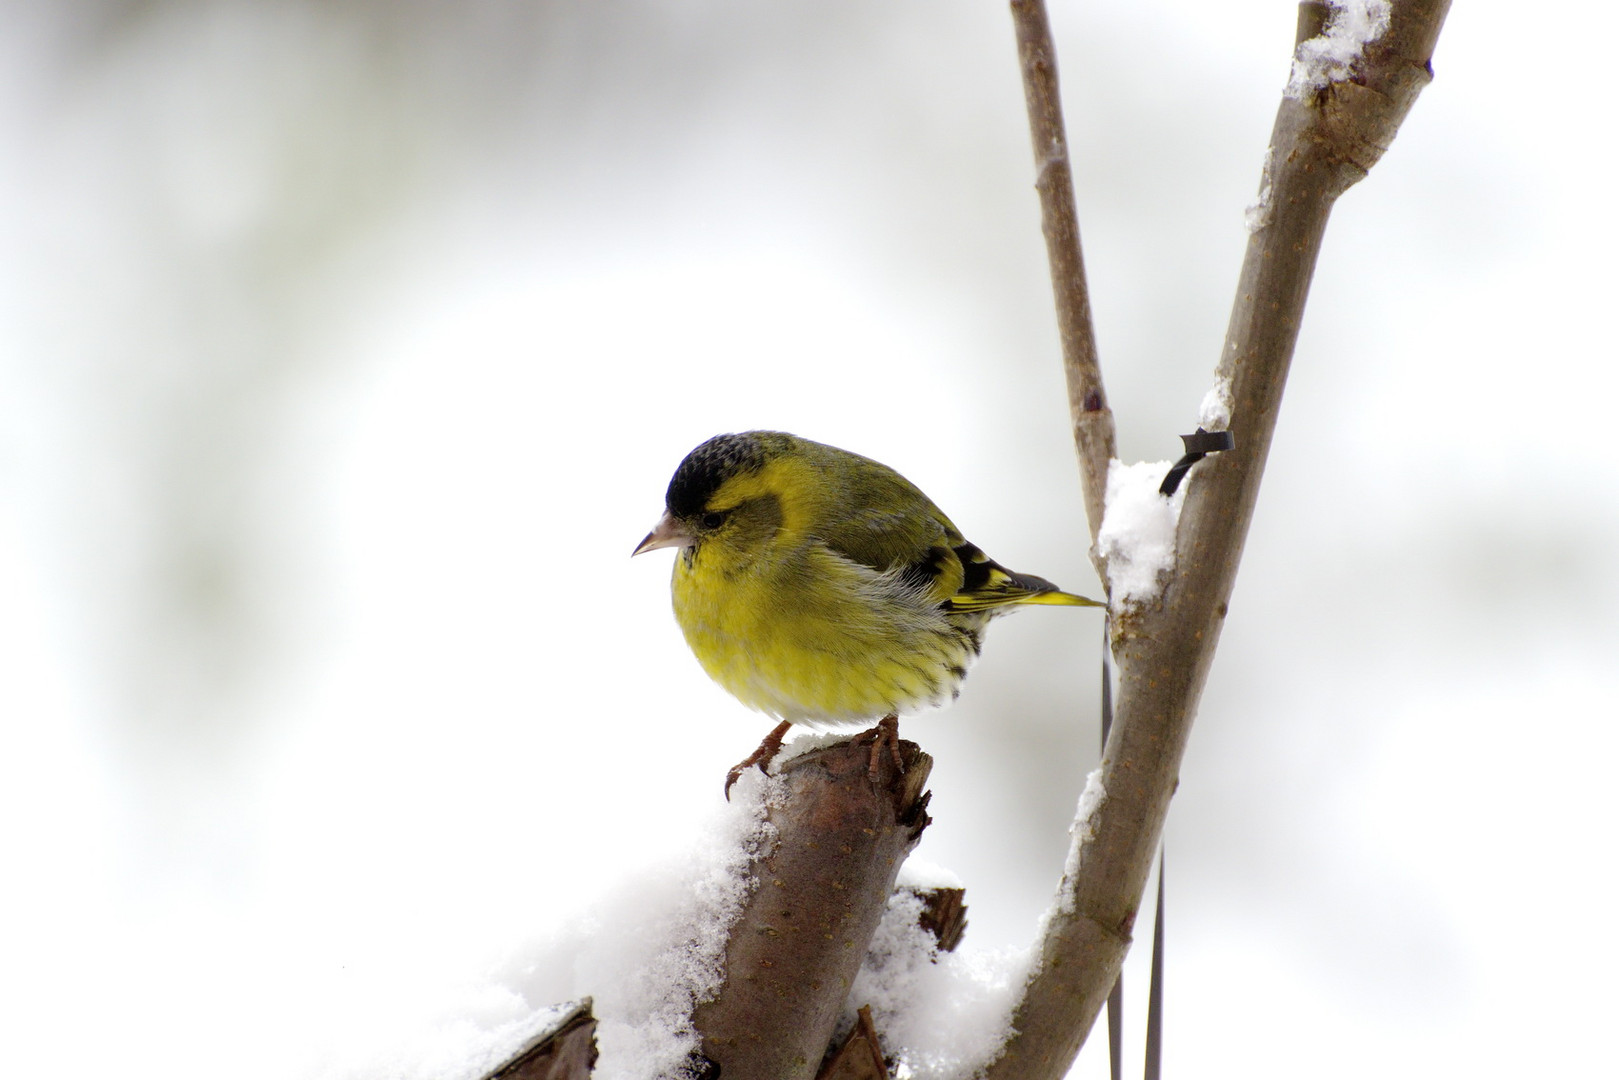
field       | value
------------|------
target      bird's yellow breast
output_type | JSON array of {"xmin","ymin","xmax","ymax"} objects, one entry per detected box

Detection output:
[{"xmin": 670, "ymin": 539, "xmax": 977, "ymax": 727}]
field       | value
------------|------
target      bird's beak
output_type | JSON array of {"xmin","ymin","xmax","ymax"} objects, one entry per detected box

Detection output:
[{"xmin": 633, "ymin": 511, "xmax": 694, "ymax": 556}]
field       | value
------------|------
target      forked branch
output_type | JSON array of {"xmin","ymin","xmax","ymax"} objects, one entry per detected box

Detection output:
[{"xmin": 987, "ymin": 2, "xmax": 1453, "ymax": 1077}]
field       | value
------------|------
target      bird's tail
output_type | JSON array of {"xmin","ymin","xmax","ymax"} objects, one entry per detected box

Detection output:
[
  {"xmin": 1018, "ymin": 587, "xmax": 1106, "ymax": 608},
  {"xmin": 947, "ymin": 561, "xmax": 1108, "ymax": 613},
  {"xmin": 1002, "ymin": 569, "xmax": 1106, "ymax": 608}
]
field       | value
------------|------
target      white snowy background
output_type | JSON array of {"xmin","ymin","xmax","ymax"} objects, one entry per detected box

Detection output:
[{"xmin": 1, "ymin": 0, "xmax": 1614, "ymax": 1076}]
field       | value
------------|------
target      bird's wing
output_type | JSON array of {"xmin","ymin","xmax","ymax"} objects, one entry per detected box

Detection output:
[
  {"xmin": 807, "ymin": 450, "xmax": 1103, "ymax": 611},
  {"xmin": 806, "ymin": 451, "xmax": 966, "ymax": 599}
]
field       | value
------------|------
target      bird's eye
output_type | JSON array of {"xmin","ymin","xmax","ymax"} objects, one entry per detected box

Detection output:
[{"xmin": 702, "ymin": 511, "xmax": 726, "ymax": 529}]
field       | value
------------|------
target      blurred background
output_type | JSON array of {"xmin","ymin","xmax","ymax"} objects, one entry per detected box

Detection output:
[{"xmin": 1, "ymin": 0, "xmax": 1613, "ymax": 1076}]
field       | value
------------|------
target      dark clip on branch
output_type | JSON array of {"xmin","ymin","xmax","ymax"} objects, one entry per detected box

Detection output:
[{"xmin": 1158, "ymin": 428, "xmax": 1235, "ymax": 497}]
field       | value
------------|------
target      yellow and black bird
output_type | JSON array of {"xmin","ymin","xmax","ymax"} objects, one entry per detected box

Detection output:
[{"xmin": 634, "ymin": 431, "xmax": 1104, "ymax": 791}]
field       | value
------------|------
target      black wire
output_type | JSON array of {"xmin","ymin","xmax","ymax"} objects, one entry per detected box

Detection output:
[
  {"xmin": 1144, "ymin": 849, "xmax": 1166, "ymax": 1080},
  {"xmin": 1159, "ymin": 428, "xmax": 1235, "ymax": 496}
]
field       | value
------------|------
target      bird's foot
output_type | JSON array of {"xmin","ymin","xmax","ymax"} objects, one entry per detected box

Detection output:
[
  {"xmin": 724, "ymin": 720, "xmax": 793, "ymax": 800},
  {"xmin": 859, "ymin": 714, "xmax": 905, "ymax": 784}
]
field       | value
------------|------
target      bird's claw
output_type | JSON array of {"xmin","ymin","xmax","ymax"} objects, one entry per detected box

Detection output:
[
  {"xmin": 723, "ymin": 720, "xmax": 793, "ymax": 800},
  {"xmin": 860, "ymin": 715, "xmax": 904, "ymax": 784}
]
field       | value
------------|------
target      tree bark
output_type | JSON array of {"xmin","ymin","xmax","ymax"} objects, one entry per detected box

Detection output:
[
  {"xmin": 692, "ymin": 738, "xmax": 932, "ymax": 1080},
  {"xmin": 985, "ymin": 3, "xmax": 1453, "ymax": 1077}
]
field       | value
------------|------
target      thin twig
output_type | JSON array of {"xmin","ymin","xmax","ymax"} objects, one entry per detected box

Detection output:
[
  {"xmin": 986, "ymin": 2, "xmax": 1453, "ymax": 1077},
  {"xmin": 1009, "ymin": 0, "xmax": 1115, "ymax": 551}
]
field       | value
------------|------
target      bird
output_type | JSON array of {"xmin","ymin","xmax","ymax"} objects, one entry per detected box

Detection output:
[{"xmin": 632, "ymin": 431, "xmax": 1105, "ymax": 793}]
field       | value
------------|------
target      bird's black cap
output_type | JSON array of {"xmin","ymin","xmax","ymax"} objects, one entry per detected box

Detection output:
[{"xmin": 666, "ymin": 432, "xmax": 775, "ymax": 518}]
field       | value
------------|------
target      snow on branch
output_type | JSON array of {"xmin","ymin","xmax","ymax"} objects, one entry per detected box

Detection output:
[
  {"xmin": 1286, "ymin": 0, "xmax": 1393, "ymax": 99},
  {"xmin": 1097, "ymin": 463, "xmax": 1186, "ymax": 609}
]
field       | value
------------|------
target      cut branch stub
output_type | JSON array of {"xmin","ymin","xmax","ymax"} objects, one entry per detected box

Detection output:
[
  {"xmin": 816, "ymin": 1005, "xmax": 891, "ymax": 1080},
  {"xmin": 912, "ymin": 885, "xmax": 968, "ymax": 953},
  {"xmin": 484, "ymin": 999, "xmax": 597, "ymax": 1080},
  {"xmin": 692, "ymin": 737, "xmax": 932, "ymax": 1080}
]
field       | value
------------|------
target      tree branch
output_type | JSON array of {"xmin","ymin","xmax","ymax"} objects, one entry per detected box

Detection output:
[
  {"xmin": 986, "ymin": 3, "xmax": 1453, "ymax": 1076},
  {"xmin": 1010, "ymin": 0, "xmax": 1116, "ymax": 548},
  {"xmin": 692, "ymin": 739, "xmax": 932, "ymax": 1080}
]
